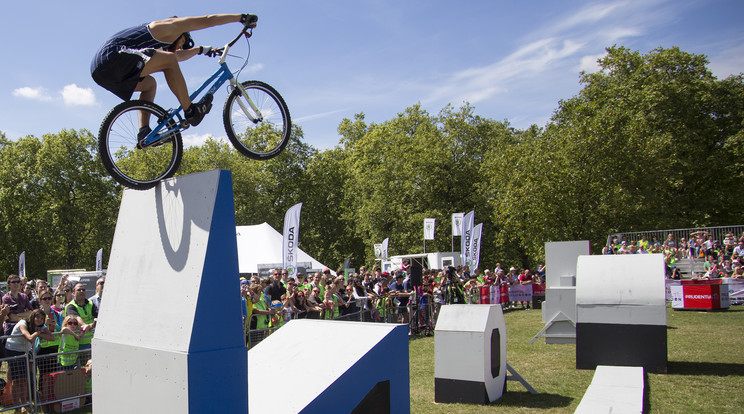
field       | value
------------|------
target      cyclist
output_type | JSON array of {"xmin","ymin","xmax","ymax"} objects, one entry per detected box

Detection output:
[{"xmin": 91, "ymin": 13, "xmax": 258, "ymax": 140}]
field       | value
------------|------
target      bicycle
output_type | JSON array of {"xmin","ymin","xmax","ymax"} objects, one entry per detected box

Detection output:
[{"xmin": 98, "ymin": 19, "xmax": 291, "ymax": 190}]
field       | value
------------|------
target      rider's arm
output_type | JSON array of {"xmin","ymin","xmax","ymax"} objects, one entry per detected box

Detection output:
[{"xmin": 175, "ymin": 48, "xmax": 201, "ymax": 62}]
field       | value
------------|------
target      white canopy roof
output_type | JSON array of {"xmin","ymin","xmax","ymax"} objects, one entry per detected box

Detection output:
[{"xmin": 235, "ymin": 222, "xmax": 330, "ymax": 274}]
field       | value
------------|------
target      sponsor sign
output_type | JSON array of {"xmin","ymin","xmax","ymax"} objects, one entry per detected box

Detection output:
[
  {"xmin": 671, "ymin": 284, "xmax": 730, "ymax": 309},
  {"xmin": 508, "ymin": 284, "xmax": 533, "ymax": 302}
]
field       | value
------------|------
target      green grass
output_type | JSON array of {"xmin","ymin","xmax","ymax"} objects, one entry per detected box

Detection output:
[{"xmin": 410, "ymin": 305, "xmax": 744, "ymax": 413}]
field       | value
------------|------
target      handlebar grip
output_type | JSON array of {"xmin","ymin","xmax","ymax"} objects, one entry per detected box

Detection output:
[{"xmin": 241, "ymin": 13, "xmax": 258, "ymax": 28}]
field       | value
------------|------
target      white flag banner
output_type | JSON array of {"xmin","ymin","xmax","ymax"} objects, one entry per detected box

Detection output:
[
  {"xmin": 470, "ymin": 223, "xmax": 483, "ymax": 270},
  {"xmin": 374, "ymin": 244, "xmax": 383, "ymax": 259},
  {"xmin": 282, "ymin": 202, "xmax": 303, "ymax": 280},
  {"xmin": 452, "ymin": 213, "xmax": 464, "ymax": 236},
  {"xmin": 96, "ymin": 248, "xmax": 103, "ymax": 272},
  {"xmin": 18, "ymin": 251, "xmax": 25, "ymax": 278},
  {"xmin": 460, "ymin": 211, "xmax": 474, "ymax": 267},
  {"xmin": 381, "ymin": 238, "xmax": 390, "ymax": 259},
  {"xmin": 424, "ymin": 218, "xmax": 435, "ymax": 240}
]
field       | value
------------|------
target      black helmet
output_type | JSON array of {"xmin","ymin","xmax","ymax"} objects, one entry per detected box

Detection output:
[{"xmin": 175, "ymin": 32, "xmax": 194, "ymax": 49}]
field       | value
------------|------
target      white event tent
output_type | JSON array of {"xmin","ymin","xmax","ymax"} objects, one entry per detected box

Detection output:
[{"xmin": 235, "ymin": 223, "xmax": 331, "ymax": 275}]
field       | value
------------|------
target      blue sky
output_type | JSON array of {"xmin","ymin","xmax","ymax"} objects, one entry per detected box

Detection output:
[{"xmin": 1, "ymin": 0, "xmax": 742, "ymax": 150}]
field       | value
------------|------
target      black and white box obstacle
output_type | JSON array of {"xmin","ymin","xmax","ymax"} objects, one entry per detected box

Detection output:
[
  {"xmin": 434, "ymin": 304, "xmax": 507, "ymax": 404},
  {"xmin": 575, "ymin": 254, "xmax": 668, "ymax": 373}
]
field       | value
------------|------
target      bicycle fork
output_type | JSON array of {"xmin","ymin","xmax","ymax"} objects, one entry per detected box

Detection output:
[{"xmin": 229, "ymin": 79, "xmax": 263, "ymax": 124}]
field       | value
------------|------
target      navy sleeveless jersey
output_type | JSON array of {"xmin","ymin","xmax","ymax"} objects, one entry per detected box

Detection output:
[{"xmin": 90, "ymin": 23, "xmax": 171, "ymax": 74}]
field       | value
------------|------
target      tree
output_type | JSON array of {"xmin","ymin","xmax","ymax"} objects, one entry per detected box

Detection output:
[
  {"xmin": 483, "ymin": 46, "xmax": 744, "ymax": 260},
  {"xmin": 339, "ymin": 104, "xmax": 512, "ymax": 266},
  {"xmin": 0, "ymin": 130, "xmax": 119, "ymax": 277}
]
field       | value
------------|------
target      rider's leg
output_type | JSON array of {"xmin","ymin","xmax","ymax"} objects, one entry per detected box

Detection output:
[
  {"xmin": 148, "ymin": 14, "xmax": 243, "ymax": 44},
  {"xmin": 140, "ymin": 51, "xmax": 191, "ymax": 110},
  {"xmin": 139, "ymin": 50, "xmax": 211, "ymax": 127},
  {"xmin": 134, "ymin": 75, "xmax": 157, "ymax": 131}
]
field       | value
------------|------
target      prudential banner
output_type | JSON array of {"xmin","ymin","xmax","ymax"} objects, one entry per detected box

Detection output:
[
  {"xmin": 283, "ymin": 202, "xmax": 303, "ymax": 280},
  {"xmin": 460, "ymin": 211, "xmax": 474, "ymax": 267}
]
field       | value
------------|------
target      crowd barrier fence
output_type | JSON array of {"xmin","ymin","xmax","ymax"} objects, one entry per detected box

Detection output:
[
  {"xmin": 607, "ymin": 225, "xmax": 744, "ymax": 249},
  {"xmin": 0, "ymin": 332, "xmax": 91, "ymax": 413}
]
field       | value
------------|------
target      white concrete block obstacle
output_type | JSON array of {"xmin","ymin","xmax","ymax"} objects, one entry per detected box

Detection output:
[
  {"xmin": 574, "ymin": 365, "xmax": 645, "ymax": 414},
  {"xmin": 93, "ymin": 169, "xmax": 412, "ymax": 413},
  {"xmin": 575, "ymin": 254, "xmax": 668, "ymax": 373},
  {"xmin": 434, "ymin": 305, "xmax": 508, "ymax": 404}
]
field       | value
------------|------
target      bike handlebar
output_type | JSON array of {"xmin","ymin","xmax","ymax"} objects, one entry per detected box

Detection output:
[{"xmin": 217, "ymin": 19, "xmax": 258, "ymax": 64}]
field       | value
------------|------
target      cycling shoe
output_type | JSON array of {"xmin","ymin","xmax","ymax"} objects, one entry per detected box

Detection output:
[{"xmin": 184, "ymin": 94, "xmax": 213, "ymax": 127}]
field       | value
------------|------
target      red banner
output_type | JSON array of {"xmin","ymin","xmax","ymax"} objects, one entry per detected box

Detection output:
[{"xmin": 479, "ymin": 287, "xmax": 491, "ymax": 304}]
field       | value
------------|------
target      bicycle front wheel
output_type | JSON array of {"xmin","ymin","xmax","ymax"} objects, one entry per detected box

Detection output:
[
  {"xmin": 98, "ymin": 100, "xmax": 183, "ymax": 190},
  {"xmin": 223, "ymin": 81, "xmax": 291, "ymax": 160}
]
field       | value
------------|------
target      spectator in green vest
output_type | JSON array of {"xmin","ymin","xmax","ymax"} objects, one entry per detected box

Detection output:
[
  {"xmin": 64, "ymin": 283, "xmax": 97, "ymax": 359},
  {"xmin": 58, "ymin": 316, "xmax": 84, "ymax": 370}
]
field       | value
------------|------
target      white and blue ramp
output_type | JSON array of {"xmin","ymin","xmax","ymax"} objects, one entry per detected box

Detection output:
[
  {"xmin": 248, "ymin": 319, "xmax": 410, "ymax": 414},
  {"xmin": 93, "ymin": 170, "xmax": 247, "ymax": 413}
]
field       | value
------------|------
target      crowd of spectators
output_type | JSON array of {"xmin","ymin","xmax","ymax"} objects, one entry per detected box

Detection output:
[
  {"xmin": 0, "ymin": 274, "xmax": 102, "ymax": 408},
  {"xmin": 603, "ymin": 231, "xmax": 744, "ymax": 279},
  {"xmin": 240, "ymin": 261, "xmax": 547, "ymax": 342}
]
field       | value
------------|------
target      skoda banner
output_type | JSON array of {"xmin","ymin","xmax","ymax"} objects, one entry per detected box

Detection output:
[
  {"xmin": 282, "ymin": 202, "xmax": 303, "ymax": 280},
  {"xmin": 18, "ymin": 251, "xmax": 25, "ymax": 278},
  {"xmin": 460, "ymin": 211, "xmax": 474, "ymax": 268},
  {"xmin": 470, "ymin": 223, "xmax": 483, "ymax": 270},
  {"xmin": 96, "ymin": 248, "xmax": 103, "ymax": 272},
  {"xmin": 374, "ymin": 244, "xmax": 383, "ymax": 259},
  {"xmin": 452, "ymin": 213, "xmax": 464, "ymax": 236},
  {"xmin": 424, "ymin": 218, "xmax": 435, "ymax": 240}
]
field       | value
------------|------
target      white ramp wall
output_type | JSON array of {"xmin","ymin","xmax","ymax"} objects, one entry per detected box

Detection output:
[{"xmin": 93, "ymin": 170, "xmax": 247, "ymax": 413}]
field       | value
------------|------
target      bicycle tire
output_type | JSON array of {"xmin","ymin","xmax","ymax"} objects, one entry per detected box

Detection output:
[
  {"xmin": 98, "ymin": 100, "xmax": 183, "ymax": 190},
  {"xmin": 223, "ymin": 80, "xmax": 291, "ymax": 160}
]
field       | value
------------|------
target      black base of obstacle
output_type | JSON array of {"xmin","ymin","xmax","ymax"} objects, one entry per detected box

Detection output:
[
  {"xmin": 434, "ymin": 378, "xmax": 490, "ymax": 404},
  {"xmin": 576, "ymin": 323, "xmax": 667, "ymax": 373}
]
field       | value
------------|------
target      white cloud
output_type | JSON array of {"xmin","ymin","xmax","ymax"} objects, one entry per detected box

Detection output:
[
  {"xmin": 426, "ymin": 38, "xmax": 584, "ymax": 105},
  {"xmin": 181, "ymin": 133, "xmax": 228, "ymax": 148},
  {"xmin": 551, "ymin": 1, "xmax": 628, "ymax": 32},
  {"xmin": 61, "ymin": 84, "xmax": 96, "ymax": 106},
  {"xmin": 708, "ymin": 43, "xmax": 744, "ymax": 79},
  {"xmin": 13, "ymin": 86, "xmax": 52, "ymax": 101},
  {"xmin": 295, "ymin": 109, "xmax": 346, "ymax": 123},
  {"xmin": 576, "ymin": 52, "xmax": 607, "ymax": 74}
]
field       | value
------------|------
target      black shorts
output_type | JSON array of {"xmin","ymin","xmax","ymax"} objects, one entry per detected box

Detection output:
[{"xmin": 91, "ymin": 48, "xmax": 156, "ymax": 101}]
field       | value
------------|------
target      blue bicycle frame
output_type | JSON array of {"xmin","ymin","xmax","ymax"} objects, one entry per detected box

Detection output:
[
  {"xmin": 140, "ymin": 63, "xmax": 234, "ymax": 147},
  {"xmin": 140, "ymin": 27, "xmax": 258, "ymax": 148}
]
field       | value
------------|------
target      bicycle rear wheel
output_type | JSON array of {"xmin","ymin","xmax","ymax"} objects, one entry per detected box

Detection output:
[
  {"xmin": 98, "ymin": 100, "xmax": 183, "ymax": 190},
  {"xmin": 223, "ymin": 80, "xmax": 291, "ymax": 160}
]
